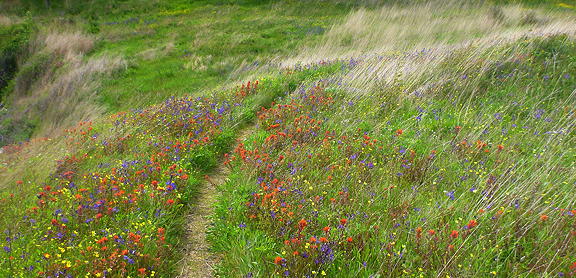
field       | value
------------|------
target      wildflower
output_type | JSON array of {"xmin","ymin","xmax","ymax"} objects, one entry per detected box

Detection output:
[
  {"xmin": 540, "ymin": 214, "xmax": 549, "ymax": 221},
  {"xmin": 138, "ymin": 268, "xmax": 146, "ymax": 275},
  {"xmin": 467, "ymin": 220, "xmax": 478, "ymax": 229},
  {"xmin": 346, "ymin": 237, "xmax": 353, "ymax": 243},
  {"xmin": 415, "ymin": 227, "xmax": 422, "ymax": 239},
  {"xmin": 298, "ymin": 219, "xmax": 307, "ymax": 230},
  {"xmin": 320, "ymin": 237, "xmax": 328, "ymax": 243},
  {"xmin": 395, "ymin": 129, "xmax": 403, "ymax": 136},
  {"xmin": 166, "ymin": 199, "xmax": 175, "ymax": 205},
  {"xmin": 274, "ymin": 256, "xmax": 283, "ymax": 265},
  {"xmin": 96, "ymin": 237, "xmax": 108, "ymax": 245},
  {"xmin": 428, "ymin": 229, "xmax": 435, "ymax": 236},
  {"xmin": 450, "ymin": 230, "xmax": 459, "ymax": 239},
  {"xmin": 323, "ymin": 226, "xmax": 330, "ymax": 233},
  {"xmin": 340, "ymin": 218, "xmax": 347, "ymax": 225}
]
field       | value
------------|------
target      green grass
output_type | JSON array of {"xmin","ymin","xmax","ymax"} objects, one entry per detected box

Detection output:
[
  {"xmin": 209, "ymin": 34, "xmax": 576, "ymax": 277},
  {"xmin": 92, "ymin": 1, "xmax": 350, "ymax": 111}
]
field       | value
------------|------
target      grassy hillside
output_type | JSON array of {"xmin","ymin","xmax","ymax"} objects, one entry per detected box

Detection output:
[
  {"xmin": 0, "ymin": 0, "xmax": 353, "ymax": 146},
  {"xmin": 1, "ymin": 0, "xmax": 575, "ymax": 277},
  {"xmin": 212, "ymin": 34, "xmax": 576, "ymax": 277}
]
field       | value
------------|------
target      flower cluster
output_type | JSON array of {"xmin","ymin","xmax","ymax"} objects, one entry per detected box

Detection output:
[{"xmin": 0, "ymin": 81, "xmax": 260, "ymax": 277}]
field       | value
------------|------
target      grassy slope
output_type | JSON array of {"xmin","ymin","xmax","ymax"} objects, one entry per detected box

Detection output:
[
  {"xmin": 0, "ymin": 0, "xmax": 350, "ymax": 146},
  {"xmin": 211, "ymin": 35, "xmax": 576, "ymax": 277},
  {"xmin": 0, "ymin": 63, "xmax": 343, "ymax": 277},
  {"xmin": 92, "ymin": 0, "xmax": 352, "ymax": 111},
  {"xmin": 0, "ymin": 0, "xmax": 353, "ymax": 185},
  {"xmin": 0, "ymin": 0, "xmax": 574, "ymax": 277}
]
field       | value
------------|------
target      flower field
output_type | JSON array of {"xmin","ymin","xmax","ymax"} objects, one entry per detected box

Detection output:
[
  {"xmin": 1, "ymin": 1, "xmax": 576, "ymax": 277},
  {"xmin": 211, "ymin": 35, "xmax": 576, "ymax": 277},
  {"xmin": 0, "ymin": 63, "xmax": 342, "ymax": 276}
]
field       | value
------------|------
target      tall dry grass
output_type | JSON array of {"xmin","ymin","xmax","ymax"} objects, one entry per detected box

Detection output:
[
  {"xmin": 4, "ymin": 28, "xmax": 126, "ymax": 139},
  {"xmin": 283, "ymin": 1, "xmax": 575, "ymax": 65},
  {"xmin": 0, "ymin": 14, "xmax": 16, "ymax": 26},
  {"xmin": 42, "ymin": 31, "xmax": 95, "ymax": 62}
]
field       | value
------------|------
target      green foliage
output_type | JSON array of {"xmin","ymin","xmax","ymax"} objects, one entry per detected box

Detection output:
[
  {"xmin": 12, "ymin": 53, "xmax": 51, "ymax": 97},
  {"xmin": 0, "ymin": 18, "xmax": 34, "ymax": 101},
  {"xmin": 186, "ymin": 147, "xmax": 218, "ymax": 172},
  {"xmin": 213, "ymin": 130, "xmax": 236, "ymax": 155},
  {"xmin": 0, "ymin": 113, "xmax": 36, "ymax": 145}
]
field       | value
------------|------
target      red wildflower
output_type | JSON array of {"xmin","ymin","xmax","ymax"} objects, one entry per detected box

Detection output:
[
  {"xmin": 428, "ymin": 229, "xmax": 436, "ymax": 236},
  {"xmin": 96, "ymin": 237, "xmax": 108, "ymax": 245},
  {"xmin": 298, "ymin": 219, "xmax": 307, "ymax": 230},
  {"xmin": 540, "ymin": 214, "xmax": 549, "ymax": 221},
  {"xmin": 166, "ymin": 199, "xmax": 175, "ymax": 205},
  {"xmin": 395, "ymin": 129, "xmax": 403, "ymax": 136},
  {"xmin": 323, "ymin": 226, "xmax": 331, "ymax": 233},
  {"xmin": 467, "ymin": 219, "xmax": 478, "ymax": 229},
  {"xmin": 138, "ymin": 268, "xmax": 146, "ymax": 275},
  {"xmin": 340, "ymin": 218, "xmax": 347, "ymax": 225},
  {"xmin": 346, "ymin": 237, "xmax": 353, "ymax": 243},
  {"xmin": 415, "ymin": 227, "xmax": 422, "ymax": 239},
  {"xmin": 274, "ymin": 256, "xmax": 283, "ymax": 265},
  {"xmin": 450, "ymin": 230, "xmax": 459, "ymax": 239},
  {"xmin": 320, "ymin": 237, "xmax": 328, "ymax": 243}
]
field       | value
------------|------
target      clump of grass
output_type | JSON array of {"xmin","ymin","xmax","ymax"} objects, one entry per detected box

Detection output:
[{"xmin": 42, "ymin": 31, "xmax": 95, "ymax": 62}]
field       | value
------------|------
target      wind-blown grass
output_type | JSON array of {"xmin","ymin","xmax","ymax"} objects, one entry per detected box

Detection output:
[
  {"xmin": 211, "ymin": 33, "xmax": 575, "ymax": 277},
  {"xmin": 0, "ymin": 1, "xmax": 575, "ymax": 277}
]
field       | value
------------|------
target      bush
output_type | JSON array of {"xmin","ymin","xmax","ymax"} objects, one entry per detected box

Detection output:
[{"xmin": 0, "ymin": 20, "xmax": 34, "ymax": 101}]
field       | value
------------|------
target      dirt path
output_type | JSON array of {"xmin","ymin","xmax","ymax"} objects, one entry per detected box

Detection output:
[{"xmin": 178, "ymin": 127, "xmax": 253, "ymax": 278}]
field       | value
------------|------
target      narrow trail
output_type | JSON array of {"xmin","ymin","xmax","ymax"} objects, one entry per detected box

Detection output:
[{"xmin": 178, "ymin": 127, "xmax": 253, "ymax": 278}]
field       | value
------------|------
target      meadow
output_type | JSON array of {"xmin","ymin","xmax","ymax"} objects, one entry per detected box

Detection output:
[{"xmin": 0, "ymin": 0, "xmax": 575, "ymax": 277}]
